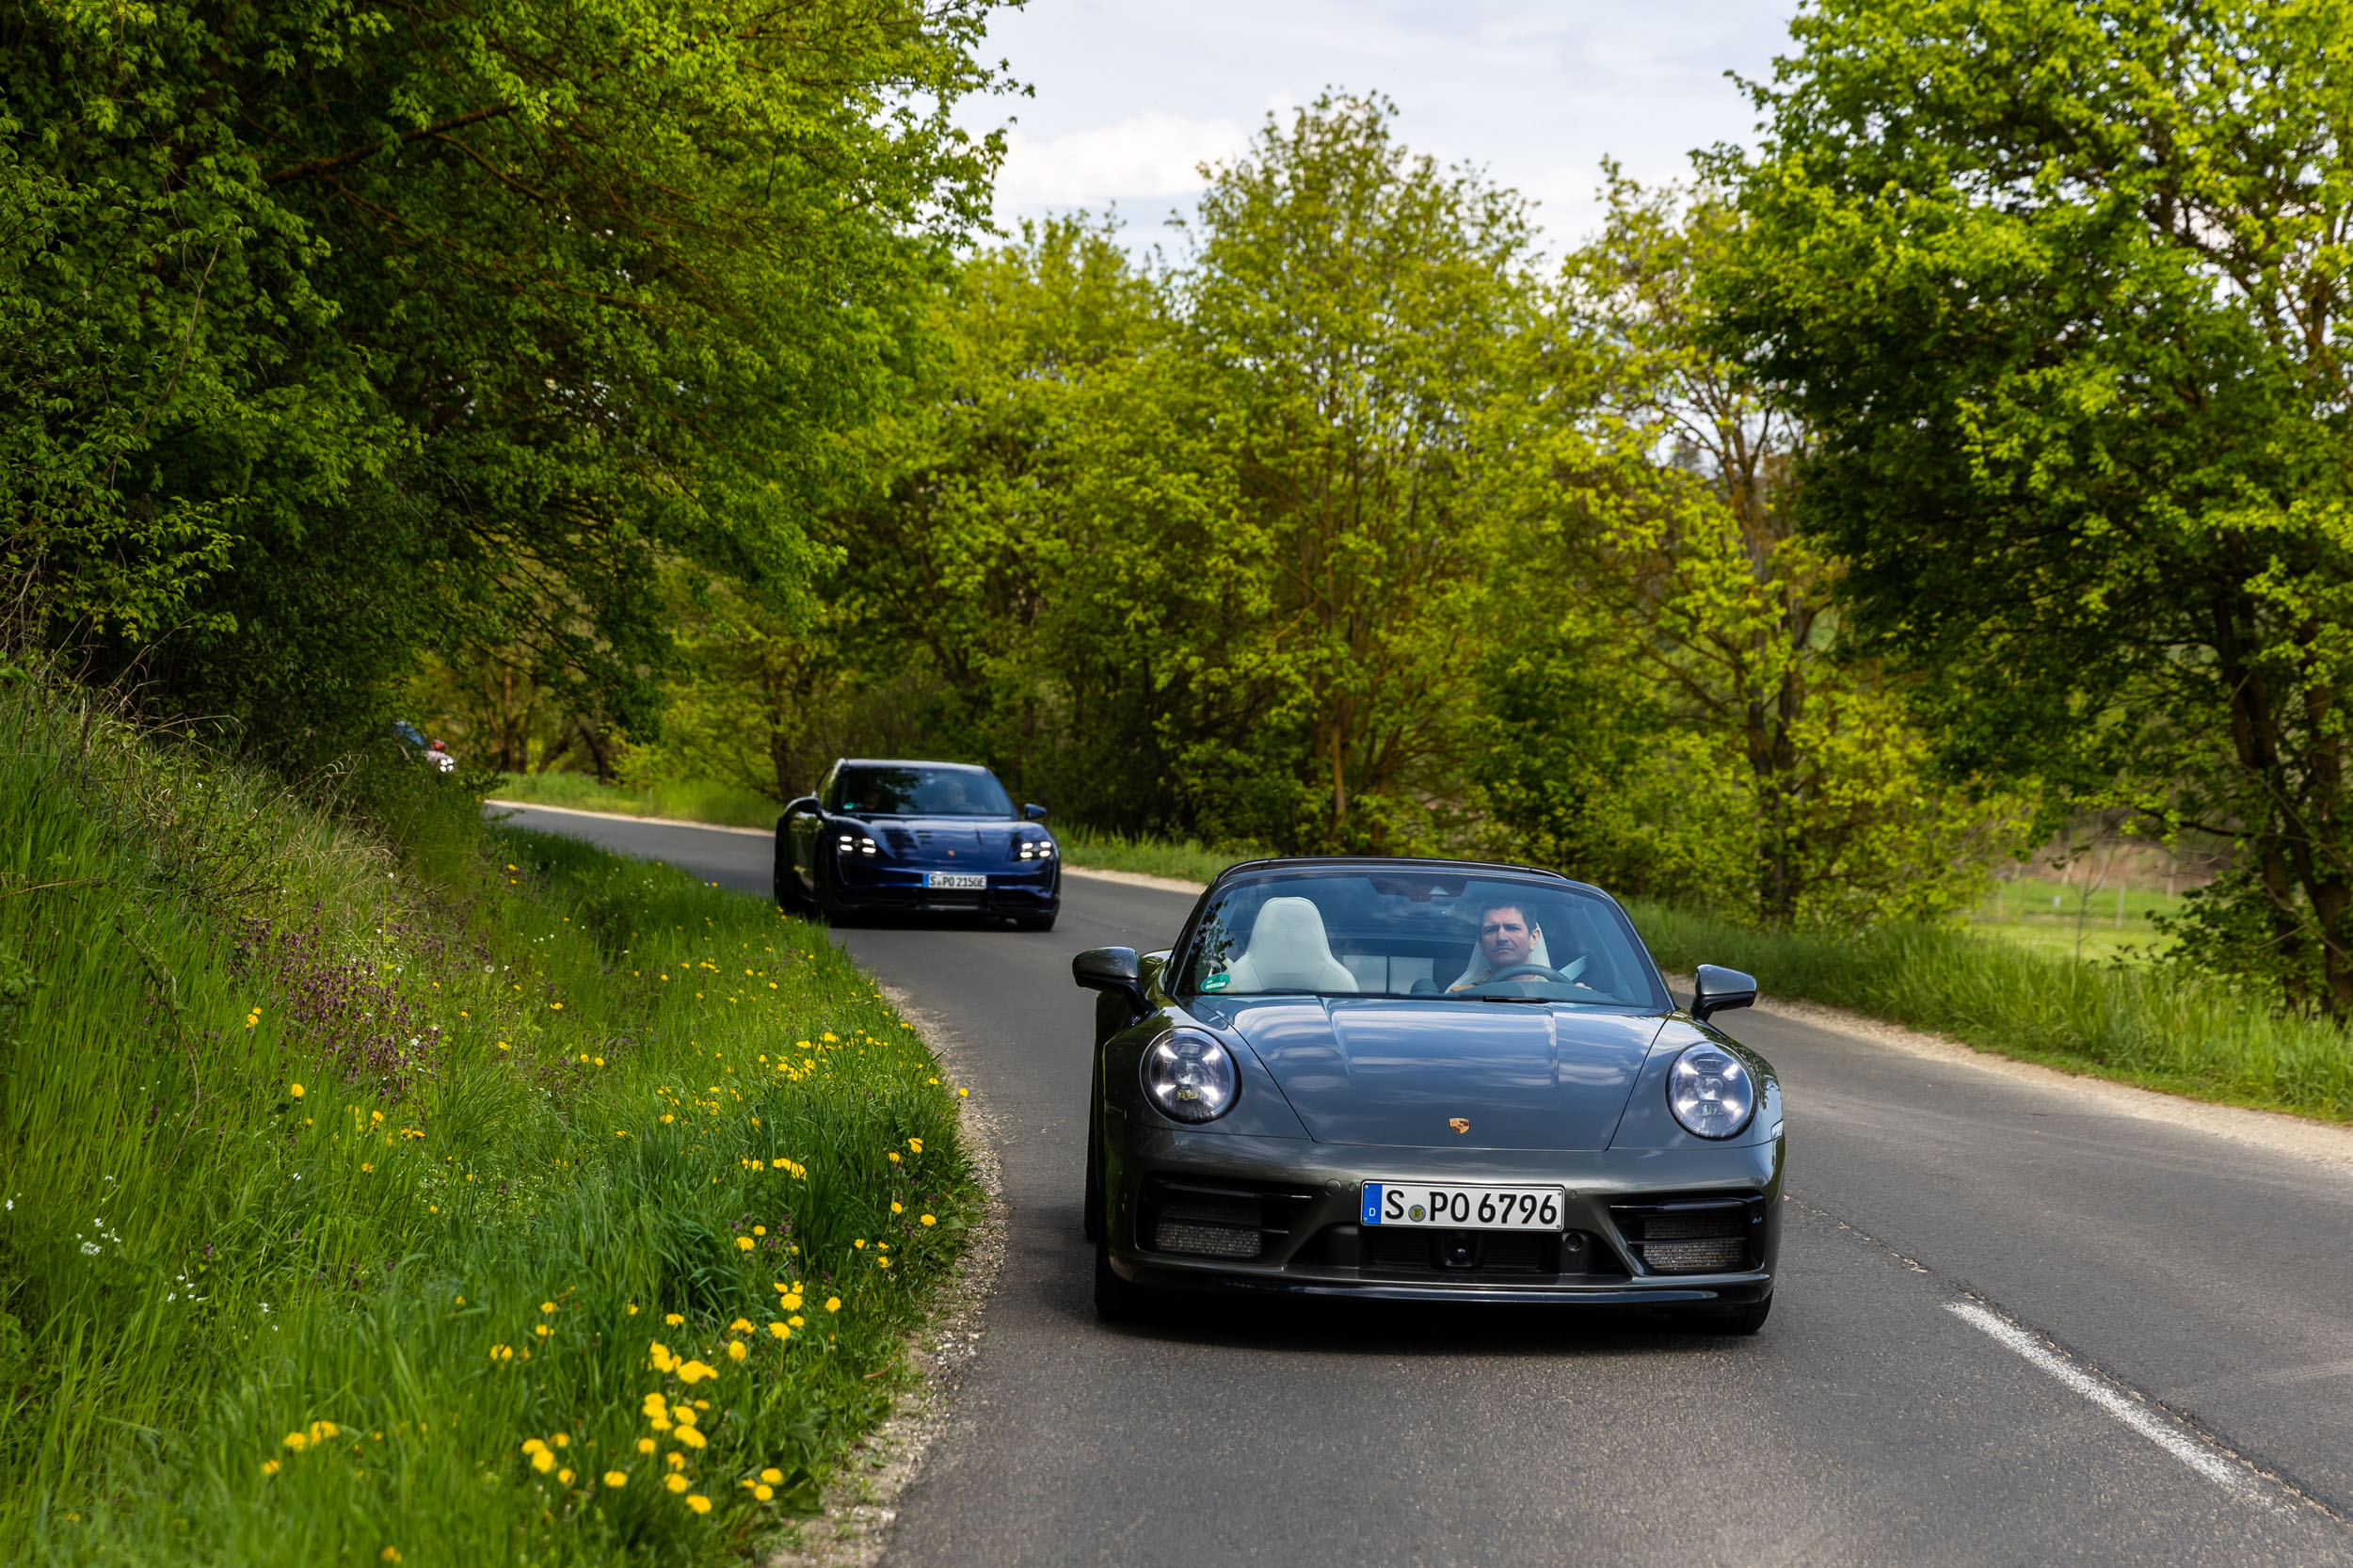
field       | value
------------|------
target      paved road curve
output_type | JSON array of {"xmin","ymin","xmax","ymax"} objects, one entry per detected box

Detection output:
[{"xmin": 492, "ymin": 804, "xmax": 2353, "ymax": 1566}]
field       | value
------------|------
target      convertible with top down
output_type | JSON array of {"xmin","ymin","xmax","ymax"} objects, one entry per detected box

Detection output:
[{"xmin": 1074, "ymin": 856, "xmax": 1783, "ymax": 1331}]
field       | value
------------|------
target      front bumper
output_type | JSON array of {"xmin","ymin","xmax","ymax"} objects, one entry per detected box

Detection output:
[
  {"xmin": 1104, "ymin": 1122, "xmax": 1784, "ymax": 1306},
  {"xmin": 833, "ymin": 861, "xmax": 1060, "ymax": 916}
]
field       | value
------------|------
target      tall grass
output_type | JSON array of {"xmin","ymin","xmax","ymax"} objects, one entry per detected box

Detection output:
[
  {"xmin": 1630, "ymin": 900, "xmax": 2353, "ymax": 1122},
  {"xmin": 0, "ymin": 682, "xmax": 976, "ymax": 1562}
]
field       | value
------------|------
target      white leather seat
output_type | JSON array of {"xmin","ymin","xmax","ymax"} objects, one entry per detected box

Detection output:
[{"xmin": 1225, "ymin": 897, "xmax": 1357, "ymax": 993}]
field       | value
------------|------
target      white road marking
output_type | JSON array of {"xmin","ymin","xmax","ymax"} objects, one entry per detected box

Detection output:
[{"xmin": 1946, "ymin": 1302, "xmax": 2257, "ymax": 1497}]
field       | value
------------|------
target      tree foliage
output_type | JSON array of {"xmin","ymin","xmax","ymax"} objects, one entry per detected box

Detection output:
[
  {"xmin": 2, "ymin": 0, "xmax": 1004, "ymax": 758},
  {"xmin": 1712, "ymin": 0, "xmax": 2353, "ymax": 1004}
]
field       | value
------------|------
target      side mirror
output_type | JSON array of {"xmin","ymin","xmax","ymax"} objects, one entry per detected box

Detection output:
[
  {"xmin": 1024, "ymin": 803, "xmax": 1048, "ymax": 822},
  {"xmin": 1691, "ymin": 965, "xmax": 1757, "ymax": 1023},
  {"xmin": 1073, "ymin": 946, "xmax": 1145, "ymax": 1013}
]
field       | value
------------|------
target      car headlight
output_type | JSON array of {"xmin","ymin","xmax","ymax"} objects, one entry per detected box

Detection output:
[
  {"xmin": 1668, "ymin": 1043, "xmax": 1755, "ymax": 1139},
  {"xmin": 1141, "ymin": 1031, "xmax": 1238, "ymax": 1123}
]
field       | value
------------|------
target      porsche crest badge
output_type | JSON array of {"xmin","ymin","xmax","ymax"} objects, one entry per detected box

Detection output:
[{"xmin": 1449, "ymin": 1117, "xmax": 1471, "ymax": 1134}]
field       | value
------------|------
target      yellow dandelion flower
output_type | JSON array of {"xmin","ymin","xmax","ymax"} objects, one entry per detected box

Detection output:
[
  {"xmin": 878, "ymin": 1256, "xmax": 892, "ymax": 1269},
  {"xmin": 550, "ymin": 1002, "xmax": 564, "ymax": 1011},
  {"xmin": 627, "ymin": 1303, "xmax": 639, "ymax": 1315},
  {"xmin": 641, "ymin": 1392, "xmax": 667, "ymax": 1416},
  {"xmin": 727, "ymin": 1341, "xmax": 747, "ymax": 1363},
  {"xmin": 686, "ymin": 1495, "xmax": 712, "ymax": 1514},
  {"xmin": 754, "ymin": 1483, "xmax": 775, "ymax": 1500},
  {"xmin": 283, "ymin": 1432, "xmax": 309, "ymax": 1452},
  {"xmin": 853, "ymin": 1239, "xmax": 865, "ymax": 1250},
  {"xmin": 522, "ymin": 1439, "xmax": 549, "ymax": 1456},
  {"xmin": 534, "ymin": 1323, "xmax": 550, "ymax": 1338},
  {"xmin": 920, "ymin": 1214, "xmax": 936, "ymax": 1226},
  {"xmin": 649, "ymin": 1415, "xmax": 673, "ymax": 1432},
  {"xmin": 678, "ymin": 1426, "xmax": 708, "ymax": 1449},
  {"xmin": 262, "ymin": 1459, "xmax": 280, "ymax": 1476},
  {"xmin": 752, "ymin": 1224, "xmax": 766, "ymax": 1237},
  {"xmin": 603, "ymin": 1470, "xmax": 628, "ymax": 1488},
  {"xmin": 824, "ymin": 1297, "xmax": 840, "ymax": 1313},
  {"xmin": 381, "ymin": 1550, "xmax": 402, "ymax": 1563},
  {"xmin": 958, "ymin": 1088, "xmax": 968, "ymax": 1096},
  {"xmin": 760, "ymin": 1466, "xmax": 783, "ymax": 1484},
  {"xmin": 908, "ymin": 1138, "xmax": 923, "ymax": 1154},
  {"xmin": 289, "ymin": 1082, "xmax": 304, "ymax": 1099},
  {"xmin": 557, "ymin": 1468, "xmax": 574, "ymax": 1484},
  {"xmin": 890, "ymin": 1202, "xmax": 904, "ymax": 1214},
  {"xmin": 664, "ymin": 1473, "xmax": 690, "ymax": 1494},
  {"xmin": 636, "ymin": 1437, "xmax": 657, "ymax": 1454},
  {"xmin": 789, "ymin": 1315, "xmax": 804, "ymax": 1328},
  {"xmin": 539, "ymin": 1302, "xmax": 555, "ymax": 1314},
  {"xmin": 728, "ymin": 1318, "xmax": 754, "ymax": 1335},
  {"xmin": 822, "ymin": 1032, "xmax": 838, "ymax": 1043},
  {"xmin": 678, "ymin": 1359, "xmax": 717, "ymax": 1384},
  {"xmin": 735, "ymin": 1237, "xmax": 754, "ymax": 1253},
  {"xmin": 664, "ymin": 1312, "xmax": 685, "ymax": 1326},
  {"xmin": 887, "ymin": 1152, "xmax": 900, "ymax": 1164},
  {"xmin": 531, "ymin": 1449, "xmax": 555, "ymax": 1474},
  {"xmin": 666, "ymin": 1451, "xmax": 687, "ymax": 1471},
  {"xmin": 552, "ymin": 1433, "xmax": 568, "ymax": 1448},
  {"xmin": 768, "ymin": 1321, "xmax": 789, "ymax": 1340}
]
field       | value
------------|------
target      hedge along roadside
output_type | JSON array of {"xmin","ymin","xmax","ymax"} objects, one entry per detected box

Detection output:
[{"xmin": 0, "ymin": 679, "xmax": 982, "ymax": 1564}]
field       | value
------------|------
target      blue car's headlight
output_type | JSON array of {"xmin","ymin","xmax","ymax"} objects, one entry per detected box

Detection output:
[
  {"xmin": 1668, "ymin": 1043, "xmax": 1754, "ymax": 1139},
  {"xmin": 1142, "ymin": 1031, "xmax": 1238, "ymax": 1123}
]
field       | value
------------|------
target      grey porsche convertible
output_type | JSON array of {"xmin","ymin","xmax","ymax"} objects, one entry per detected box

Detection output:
[{"xmin": 1073, "ymin": 857, "xmax": 1783, "ymax": 1332}]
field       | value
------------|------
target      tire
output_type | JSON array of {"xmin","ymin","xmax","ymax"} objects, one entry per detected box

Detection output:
[
  {"xmin": 1094, "ymin": 1233, "xmax": 1153, "ymax": 1323},
  {"xmin": 1673, "ymin": 1295, "xmax": 1771, "ymax": 1336},
  {"xmin": 1082, "ymin": 1067, "xmax": 1104, "ymax": 1243}
]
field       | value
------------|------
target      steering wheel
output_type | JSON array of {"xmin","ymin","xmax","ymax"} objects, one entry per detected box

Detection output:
[{"xmin": 1480, "ymin": 962, "xmax": 1570, "ymax": 984}]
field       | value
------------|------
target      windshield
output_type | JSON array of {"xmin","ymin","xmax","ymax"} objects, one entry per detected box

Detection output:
[
  {"xmin": 826, "ymin": 765, "xmax": 1016, "ymax": 819},
  {"xmin": 1177, "ymin": 869, "xmax": 1667, "ymax": 1009}
]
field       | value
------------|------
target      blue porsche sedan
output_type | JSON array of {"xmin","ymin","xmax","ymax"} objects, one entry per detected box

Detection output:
[{"xmin": 774, "ymin": 759, "xmax": 1061, "ymax": 930}]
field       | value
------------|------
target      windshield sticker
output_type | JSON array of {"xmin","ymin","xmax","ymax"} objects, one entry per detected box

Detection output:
[{"xmin": 1201, "ymin": 972, "xmax": 1230, "ymax": 992}]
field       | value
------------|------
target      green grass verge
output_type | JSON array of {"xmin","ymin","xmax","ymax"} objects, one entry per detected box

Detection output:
[
  {"xmin": 1, "ymin": 685, "xmax": 977, "ymax": 1563},
  {"xmin": 1052, "ymin": 826, "xmax": 1241, "ymax": 887},
  {"xmin": 488, "ymin": 771, "xmax": 782, "ymax": 831},
  {"xmin": 1961, "ymin": 874, "xmax": 2184, "ymax": 966},
  {"xmin": 1628, "ymin": 899, "xmax": 2353, "ymax": 1123}
]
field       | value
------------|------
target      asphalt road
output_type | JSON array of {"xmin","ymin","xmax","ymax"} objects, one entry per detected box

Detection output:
[{"xmin": 491, "ymin": 803, "xmax": 2353, "ymax": 1566}]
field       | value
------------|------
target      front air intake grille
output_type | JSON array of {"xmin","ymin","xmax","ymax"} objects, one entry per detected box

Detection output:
[
  {"xmin": 1139, "ymin": 1176, "xmax": 1317, "ymax": 1262},
  {"xmin": 1640, "ymin": 1237, "xmax": 1748, "ymax": 1272},
  {"xmin": 1155, "ymin": 1220, "xmax": 1261, "ymax": 1258},
  {"xmin": 1609, "ymin": 1194, "xmax": 1761, "ymax": 1275}
]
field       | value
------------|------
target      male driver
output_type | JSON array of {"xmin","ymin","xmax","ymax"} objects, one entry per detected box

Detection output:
[{"xmin": 1449, "ymin": 898, "xmax": 1544, "ymax": 990}]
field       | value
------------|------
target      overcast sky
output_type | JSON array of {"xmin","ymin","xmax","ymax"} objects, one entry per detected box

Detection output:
[{"xmin": 962, "ymin": 0, "xmax": 1804, "ymax": 258}]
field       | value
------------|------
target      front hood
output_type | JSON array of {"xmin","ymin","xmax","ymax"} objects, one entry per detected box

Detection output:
[
  {"xmin": 855, "ymin": 816, "xmax": 1033, "ymax": 862},
  {"xmin": 1221, "ymin": 998, "xmax": 1662, "ymax": 1150}
]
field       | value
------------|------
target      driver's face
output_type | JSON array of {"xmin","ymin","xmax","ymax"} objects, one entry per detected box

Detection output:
[{"xmin": 1479, "ymin": 906, "xmax": 1536, "ymax": 969}]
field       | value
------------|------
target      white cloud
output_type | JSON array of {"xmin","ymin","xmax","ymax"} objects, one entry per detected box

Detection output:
[{"xmin": 995, "ymin": 110, "xmax": 1252, "ymax": 207}]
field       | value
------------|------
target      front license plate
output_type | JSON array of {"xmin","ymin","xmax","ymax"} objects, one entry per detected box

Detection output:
[
  {"xmin": 923, "ymin": 872, "xmax": 988, "ymax": 889},
  {"xmin": 1362, "ymin": 1182, "xmax": 1563, "ymax": 1230}
]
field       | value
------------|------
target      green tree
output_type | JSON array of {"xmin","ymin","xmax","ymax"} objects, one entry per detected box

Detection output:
[
  {"xmin": 1483, "ymin": 173, "xmax": 2024, "ymax": 924},
  {"xmin": 4, "ymin": 0, "xmax": 1005, "ymax": 758},
  {"xmin": 1172, "ymin": 91, "xmax": 1539, "ymax": 850},
  {"xmin": 1713, "ymin": 0, "xmax": 2353, "ymax": 1006}
]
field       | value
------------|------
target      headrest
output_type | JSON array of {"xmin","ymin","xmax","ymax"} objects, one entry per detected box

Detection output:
[{"xmin": 1244, "ymin": 897, "xmax": 1354, "ymax": 990}]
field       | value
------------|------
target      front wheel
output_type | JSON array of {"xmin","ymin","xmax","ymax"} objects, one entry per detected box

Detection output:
[
  {"xmin": 1082, "ymin": 1076, "xmax": 1104, "ymax": 1243},
  {"xmin": 1094, "ymin": 1234, "xmax": 1153, "ymax": 1323}
]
